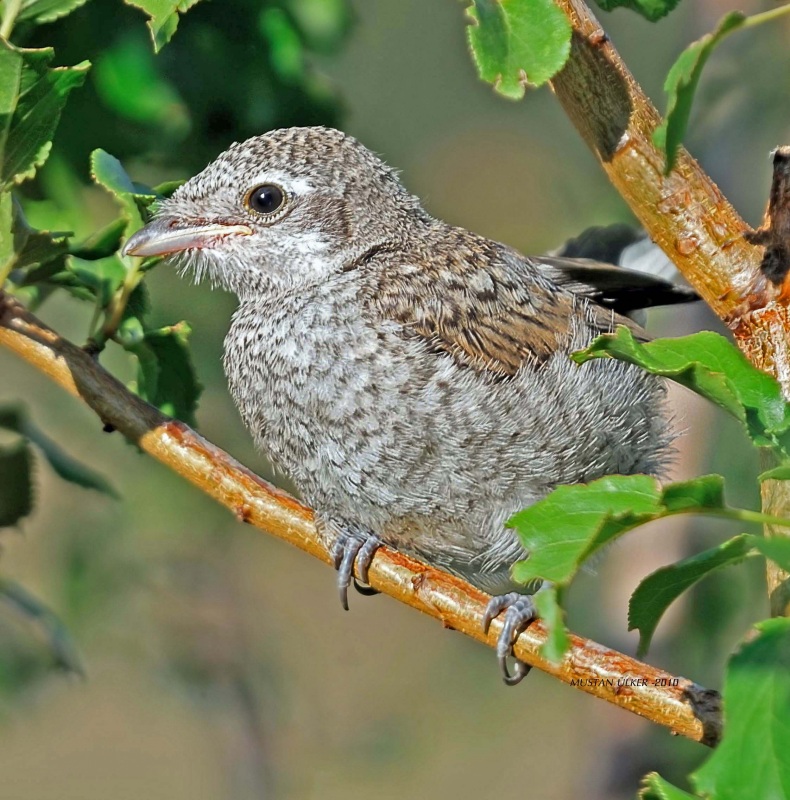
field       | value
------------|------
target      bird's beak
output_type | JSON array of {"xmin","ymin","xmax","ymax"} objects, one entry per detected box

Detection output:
[{"xmin": 122, "ymin": 216, "xmax": 253, "ymax": 257}]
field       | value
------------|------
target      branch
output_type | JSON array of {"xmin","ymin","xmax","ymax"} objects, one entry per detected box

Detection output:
[
  {"xmin": 550, "ymin": 0, "xmax": 790, "ymax": 614},
  {"xmin": 0, "ymin": 291, "xmax": 721, "ymax": 746}
]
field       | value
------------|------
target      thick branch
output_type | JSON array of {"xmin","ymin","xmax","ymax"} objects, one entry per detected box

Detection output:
[
  {"xmin": 550, "ymin": 0, "xmax": 759, "ymax": 321},
  {"xmin": 0, "ymin": 291, "xmax": 721, "ymax": 746},
  {"xmin": 550, "ymin": 0, "xmax": 790, "ymax": 613}
]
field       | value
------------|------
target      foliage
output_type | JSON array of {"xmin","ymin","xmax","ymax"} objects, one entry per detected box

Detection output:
[
  {"xmin": 653, "ymin": 5, "xmax": 790, "ymax": 172},
  {"xmin": 2, "ymin": 0, "xmax": 790, "ymax": 798},
  {"xmin": 465, "ymin": 0, "xmax": 571, "ymax": 97},
  {"xmin": 462, "ymin": 6, "xmax": 790, "ymax": 796},
  {"xmin": 464, "ymin": 0, "xmax": 790, "ymax": 175},
  {"xmin": 573, "ymin": 327, "xmax": 790, "ymax": 457},
  {"xmin": 505, "ymin": 325, "xmax": 790, "ymax": 795},
  {"xmin": 0, "ymin": 0, "xmax": 349, "ymax": 717}
]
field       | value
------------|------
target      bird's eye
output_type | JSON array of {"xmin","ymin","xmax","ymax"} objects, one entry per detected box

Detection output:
[{"xmin": 245, "ymin": 184, "xmax": 286, "ymax": 216}]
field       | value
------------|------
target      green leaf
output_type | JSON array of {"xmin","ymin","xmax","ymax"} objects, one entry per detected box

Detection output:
[
  {"xmin": 0, "ymin": 439, "xmax": 33, "ymax": 528},
  {"xmin": 573, "ymin": 327, "xmax": 790, "ymax": 455},
  {"xmin": 0, "ymin": 40, "xmax": 89, "ymax": 188},
  {"xmin": 466, "ymin": 0, "xmax": 572, "ymax": 98},
  {"xmin": 287, "ymin": 0, "xmax": 353, "ymax": 53},
  {"xmin": 759, "ymin": 464, "xmax": 790, "ymax": 482},
  {"xmin": 89, "ymin": 150, "xmax": 161, "ymax": 253},
  {"xmin": 639, "ymin": 773, "xmax": 698, "ymax": 800},
  {"xmin": 593, "ymin": 0, "xmax": 680, "ymax": 22},
  {"xmin": 693, "ymin": 618, "xmax": 790, "ymax": 800},
  {"xmin": 93, "ymin": 36, "xmax": 188, "ymax": 135},
  {"xmin": 534, "ymin": 586, "xmax": 569, "ymax": 663},
  {"xmin": 0, "ymin": 191, "xmax": 14, "ymax": 280},
  {"xmin": 0, "ymin": 405, "xmax": 117, "ymax": 497},
  {"xmin": 1, "ymin": 194, "xmax": 69, "ymax": 287},
  {"xmin": 69, "ymin": 217, "xmax": 127, "ymax": 260},
  {"xmin": 124, "ymin": 322, "xmax": 202, "ymax": 425},
  {"xmin": 629, "ymin": 534, "xmax": 753, "ymax": 656},
  {"xmin": 16, "ymin": 0, "xmax": 91, "ymax": 25},
  {"xmin": 125, "ymin": 0, "xmax": 202, "ymax": 52},
  {"xmin": 151, "ymin": 179, "xmax": 184, "ymax": 198},
  {"xmin": 509, "ymin": 474, "xmax": 727, "ymax": 586},
  {"xmin": 751, "ymin": 535, "xmax": 790, "ymax": 573},
  {"xmin": 67, "ymin": 254, "xmax": 126, "ymax": 306},
  {"xmin": 0, "ymin": 577, "xmax": 83, "ymax": 675},
  {"xmin": 90, "ymin": 148, "xmax": 138, "ymax": 197},
  {"xmin": 653, "ymin": 12, "xmax": 745, "ymax": 172},
  {"xmin": 260, "ymin": 8, "xmax": 307, "ymax": 83}
]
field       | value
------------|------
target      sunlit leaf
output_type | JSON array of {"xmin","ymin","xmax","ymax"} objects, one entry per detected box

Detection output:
[
  {"xmin": 629, "ymin": 534, "xmax": 752, "ymax": 656},
  {"xmin": 16, "ymin": 0, "xmax": 91, "ymax": 25},
  {"xmin": 0, "ymin": 191, "xmax": 14, "ymax": 279},
  {"xmin": 509, "ymin": 474, "xmax": 727, "ymax": 586},
  {"xmin": 89, "ymin": 150, "xmax": 161, "ymax": 248},
  {"xmin": 0, "ymin": 40, "xmax": 89, "ymax": 188},
  {"xmin": 653, "ymin": 12, "xmax": 745, "ymax": 172},
  {"xmin": 639, "ymin": 773, "xmax": 699, "ymax": 800},
  {"xmin": 693, "ymin": 618, "xmax": 790, "ymax": 800},
  {"xmin": 125, "ymin": 0, "xmax": 203, "ymax": 52},
  {"xmin": 151, "ymin": 179, "xmax": 184, "ymax": 198},
  {"xmin": 534, "ymin": 586, "xmax": 569, "ymax": 663},
  {"xmin": 466, "ymin": 0, "xmax": 571, "ymax": 98},
  {"xmin": 751, "ymin": 535, "xmax": 790, "ymax": 573},
  {"xmin": 573, "ymin": 326, "xmax": 790, "ymax": 455},
  {"xmin": 759, "ymin": 464, "xmax": 790, "ymax": 482}
]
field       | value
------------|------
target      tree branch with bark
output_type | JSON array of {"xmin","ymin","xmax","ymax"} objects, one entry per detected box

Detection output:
[
  {"xmin": 0, "ymin": 291, "xmax": 723, "ymax": 746},
  {"xmin": 4, "ymin": 0, "xmax": 790, "ymax": 764}
]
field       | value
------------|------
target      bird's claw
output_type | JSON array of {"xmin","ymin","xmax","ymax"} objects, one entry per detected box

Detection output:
[
  {"xmin": 483, "ymin": 592, "xmax": 538, "ymax": 686},
  {"xmin": 331, "ymin": 529, "xmax": 382, "ymax": 610}
]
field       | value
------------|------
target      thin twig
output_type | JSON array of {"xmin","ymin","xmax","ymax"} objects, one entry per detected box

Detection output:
[
  {"xmin": 550, "ymin": 0, "xmax": 790, "ymax": 615},
  {"xmin": 0, "ymin": 290, "xmax": 722, "ymax": 746}
]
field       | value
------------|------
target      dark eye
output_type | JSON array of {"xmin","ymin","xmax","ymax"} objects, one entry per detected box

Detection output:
[{"xmin": 246, "ymin": 184, "xmax": 285, "ymax": 215}]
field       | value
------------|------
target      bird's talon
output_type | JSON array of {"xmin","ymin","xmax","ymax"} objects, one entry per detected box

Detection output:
[
  {"xmin": 355, "ymin": 534, "xmax": 381, "ymax": 585},
  {"xmin": 483, "ymin": 591, "xmax": 539, "ymax": 686},
  {"xmin": 353, "ymin": 578, "xmax": 380, "ymax": 597},
  {"xmin": 501, "ymin": 656, "xmax": 532, "ymax": 686},
  {"xmin": 332, "ymin": 529, "xmax": 382, "ymax": 610},
  {"xmin": 331, "ymin": 534, "xmax": 347, "ymax": 570},
  {"xmin": 483, "ymin": 594, "xmax": 510, "ymax": 635}
]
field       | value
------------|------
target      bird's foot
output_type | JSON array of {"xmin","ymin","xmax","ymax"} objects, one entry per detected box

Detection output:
[
  {"xmin": 482, "ymin": 591, "xmax": 539, "ymax": 686},
  {"xmin": 331, "ymin": 527, "xmax": 382, "ymax": 611}
]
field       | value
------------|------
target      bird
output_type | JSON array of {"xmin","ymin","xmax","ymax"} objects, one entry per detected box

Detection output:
[{"xmin": 123, "ymin": 126, "xmax": 695, "ymax": 684}]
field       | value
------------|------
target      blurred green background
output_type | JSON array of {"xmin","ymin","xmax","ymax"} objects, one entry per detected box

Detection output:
[{"xmin": 1, "ymin": 0, "xmax": 788, "ymax": 797}]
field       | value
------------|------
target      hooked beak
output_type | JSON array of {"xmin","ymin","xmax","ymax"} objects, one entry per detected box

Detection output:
[{"xmin": 122, "ymin": 216, "xmax": 253, "ymax": 257}]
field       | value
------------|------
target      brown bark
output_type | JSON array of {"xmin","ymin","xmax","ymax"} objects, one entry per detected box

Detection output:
[{"xmin": 0, "ymin": 291, "xmax": 722, "ymax": 746}]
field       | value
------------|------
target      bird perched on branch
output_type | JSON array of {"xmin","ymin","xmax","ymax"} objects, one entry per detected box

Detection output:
[{"xmin": 124, "ymin": 127, "xmax": 695, "ymax": 684}]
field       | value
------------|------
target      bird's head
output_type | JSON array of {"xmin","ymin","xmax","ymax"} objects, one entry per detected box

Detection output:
[{"xmin": 123, "ymin": 126, "xmax": 428, "ymax": 299}]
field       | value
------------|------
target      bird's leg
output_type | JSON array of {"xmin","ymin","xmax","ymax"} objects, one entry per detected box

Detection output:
[
  {"xmin": 483, "ymin": 583, "xmax": 551, "ymax": 686},
  {"xmin": 329, "ymin": 524, "xmax": 382, "ymax": 610}
]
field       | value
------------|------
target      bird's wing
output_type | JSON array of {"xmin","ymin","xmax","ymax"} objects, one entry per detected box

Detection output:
[
  {"xmin": 536, "ymin": 256, "xmax": 697, "ymax": 314},
  {"xmin": 365, "ymin": 232, "xmax": 642, "ymax": 378}
]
